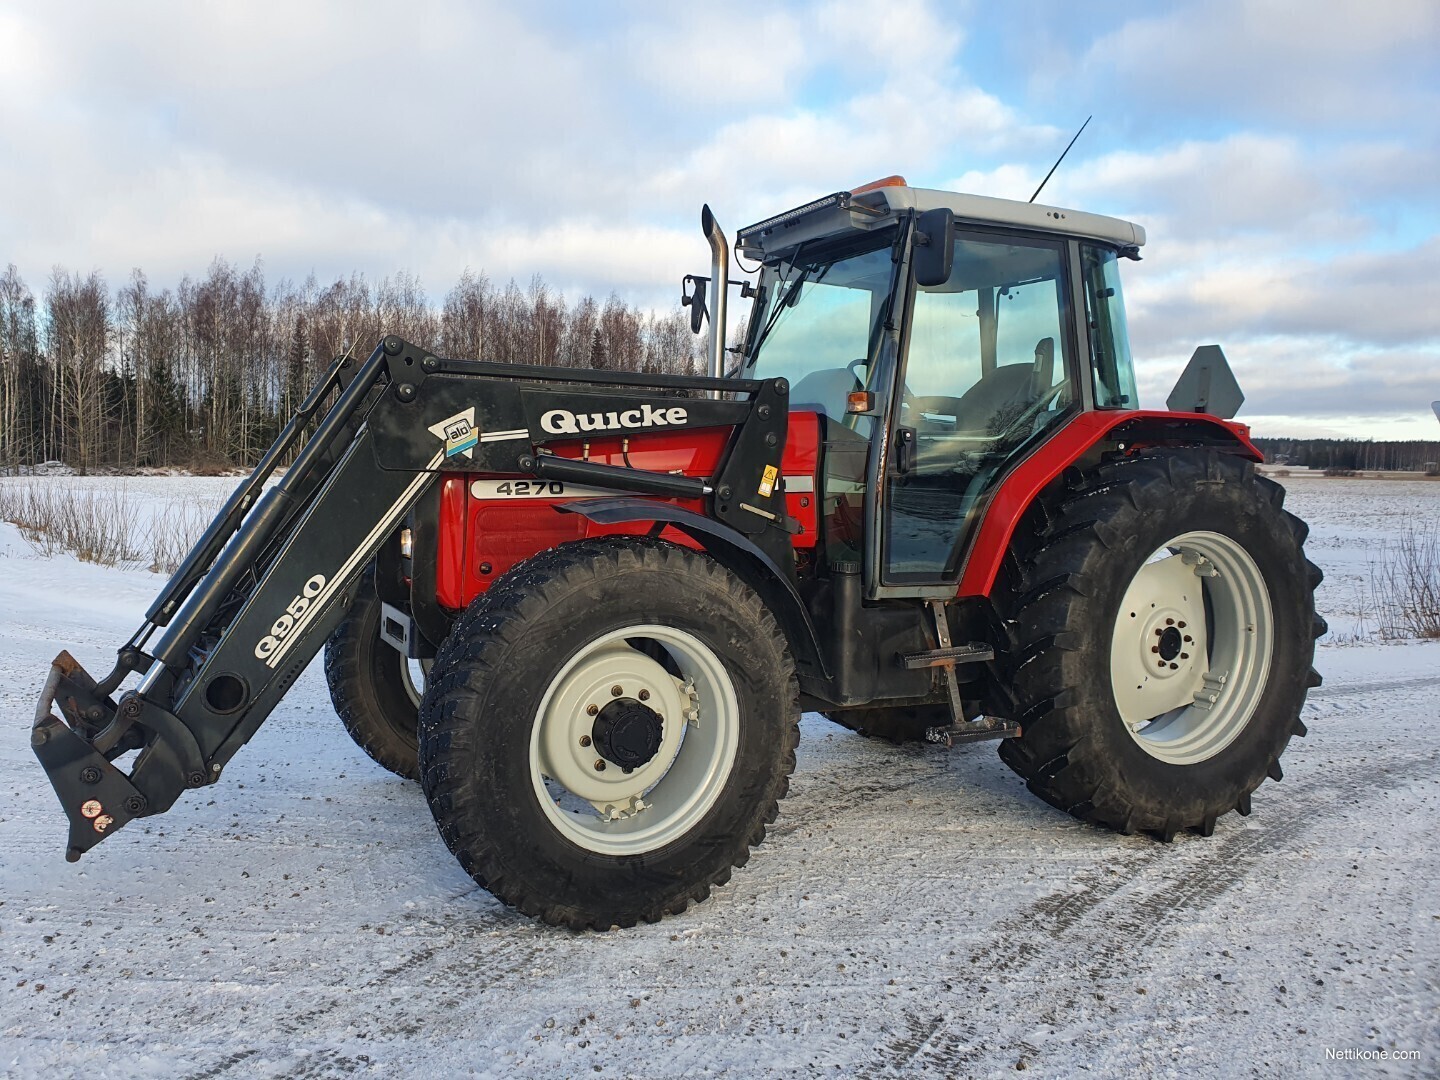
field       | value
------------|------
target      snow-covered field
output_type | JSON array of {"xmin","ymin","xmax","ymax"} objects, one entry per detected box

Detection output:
[{"xmin": 1, "ymin": 474, "xmax": 1436, "ymax": 1079}]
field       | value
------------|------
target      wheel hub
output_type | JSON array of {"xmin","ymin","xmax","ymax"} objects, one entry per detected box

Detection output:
[
  {"xmin": 592, "ymin": 698, "xmax": 664, "ymax": 770},
  {"xmin": 1157, "ymin": 625, "xmax": 1183, "ymax": 662}
]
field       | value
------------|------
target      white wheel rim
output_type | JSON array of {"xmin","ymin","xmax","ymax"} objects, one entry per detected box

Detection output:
[
  {"xmin": 400, "ymin": 656, "xmax": 432, "ymax": 710},
  {"xmin": 1109, "ymin": 530, "xmax": 1273, "ymax": 765},
  {"xmin": 528, "ymin": 625, "xmax": 741, "ymax": 856}
]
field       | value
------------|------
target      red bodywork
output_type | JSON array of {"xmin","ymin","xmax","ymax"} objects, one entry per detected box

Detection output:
[
  {"xmin": 436, "ymin": 412, "xmax": 822, "ymax": 610},
  {"xmin": 436, "ymin": 408, "xmax": 1257, "ymax": 611}
]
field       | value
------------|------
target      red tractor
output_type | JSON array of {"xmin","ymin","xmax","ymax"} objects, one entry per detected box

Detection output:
[{"xmin": 34, "ymin": 177, "xmax": 1323, "ymax": 929}]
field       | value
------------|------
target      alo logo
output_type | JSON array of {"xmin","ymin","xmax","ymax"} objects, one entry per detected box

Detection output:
[
  {"xmin": 428, "ymin": 407, "xmax": 480, "ymax": 459},
  {"xmin": 540, "ymin": 403, "xmax": 688, "ymax": 435}
]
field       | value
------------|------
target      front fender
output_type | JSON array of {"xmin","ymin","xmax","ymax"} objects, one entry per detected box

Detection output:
[{"xmin": 556, "ymin": 498, "xmax": 829, "ymax": 683}]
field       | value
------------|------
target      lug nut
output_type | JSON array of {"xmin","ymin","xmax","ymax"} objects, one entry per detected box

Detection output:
[
  {"xmin": 638, "ymin": 689, "xmax": 650, "ymax": 701},
  {"xmin": 1165, "ymin": 618, "xmax": 1174, "ymax": 626},
  {"xmin": 579, "ymin": 734, "xmax": 592, "ymax": 747},
  {"xmin": 586, "ymin": 704, "xmax": 599, "ymax": 716},
  {"xmin": 611, "ymin": 685, "xmax": 623, "ymax": 697},
  {"xmin": 1178, "ymin": 621, "xmax": 1187, "ymax": 628},
  {"xmin": 1169, "ymin": 662, "xmax": 1179, "ymax": 670},
  {"xmin": 594, "ymin": 760, "xmax": 607, "ymax": 772},
  {"xmin": 1155, "ymin": 629, "xmax": 1163, "ymax": 636},
  {"xmin": 1183, "ymin": 635, "xmax": 1193, "ymax": 643},
  {"xmin": 1180, "ymin": 652, "xmax": 1189, "ymax": 660},
  {"xmin": 1151, "ymin": 646, "xmax": 1160, "ymax": 654}
]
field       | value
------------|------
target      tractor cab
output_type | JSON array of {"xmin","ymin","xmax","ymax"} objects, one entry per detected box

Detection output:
[{"xmin": 734, "ymin": 176, "xmax": 1145, "ymax": 597}]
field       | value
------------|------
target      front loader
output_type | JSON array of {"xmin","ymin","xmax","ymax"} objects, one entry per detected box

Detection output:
[{"xmin": 34, "ymin": 177, "xmax": 1324, "ymax": 929}]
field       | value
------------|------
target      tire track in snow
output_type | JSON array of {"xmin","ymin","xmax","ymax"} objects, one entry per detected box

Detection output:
[
  {"xmin": 1082, "ymin": 748, "xmax": 1440, "ymax": 986},
  {"xmin": 1306, "ymin": 675, "xmax": 1440, "ymax": 701},
  {"xmin": 860, "ymin": 740, "xmax": 1438, "ymax": 1078},
  {"xmin": 177, "ymin": 901, "xmax": 546, "ymax": 1080}
]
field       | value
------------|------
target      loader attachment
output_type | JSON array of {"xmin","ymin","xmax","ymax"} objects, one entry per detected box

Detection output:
[
  {"xmin": 33, "ymin": 651, "xmax": 155, "ymax": 861},
  {"xmin": 31, "ymin": 336, "xmax": 793, "ymax": 862}
]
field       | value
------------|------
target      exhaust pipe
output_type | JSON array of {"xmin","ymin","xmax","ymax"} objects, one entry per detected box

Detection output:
[{"xmin": 701, "ymin": 204, "xmax": 728, "ymax": 383}]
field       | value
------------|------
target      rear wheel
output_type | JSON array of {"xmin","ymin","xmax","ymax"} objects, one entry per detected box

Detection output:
[
  {"xmin": 419, "ymin": 539, "xmax": 799, "ymax": 929},
  {"xmin": 997, "ymin": 449, "xmax": 1324, "ymax": 839},
  {"xmin": 324, "ymin": 567, "xmax": 427, "ymax": 781}
]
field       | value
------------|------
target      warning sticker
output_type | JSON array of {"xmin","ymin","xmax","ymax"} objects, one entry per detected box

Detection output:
[{"xmin": 757, "ymin": 465, "xmax": 779, "ymax": 498}]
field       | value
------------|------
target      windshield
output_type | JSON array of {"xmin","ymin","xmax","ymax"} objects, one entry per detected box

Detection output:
[{"xmin": 743, "ymin": 229, "xmax": 898, "ymax": 418}]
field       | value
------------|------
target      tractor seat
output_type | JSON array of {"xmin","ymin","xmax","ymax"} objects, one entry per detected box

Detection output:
[{"xmin": 948, "ymin": 337, "xmax": 1056, "ymax": 437}]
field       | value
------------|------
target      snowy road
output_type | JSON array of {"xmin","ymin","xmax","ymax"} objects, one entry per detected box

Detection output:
[{"xmin": 1, "ymin": 478, "xmax": 1437, "ymax": 1078}]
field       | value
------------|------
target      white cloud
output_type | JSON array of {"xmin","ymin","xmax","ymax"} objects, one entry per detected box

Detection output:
[
  {"xmin": 1082, "ymin": 0, "xmax": 1440, "ymax": 128},
  {"xmin": 623, "ymin": 9, "xmax": 811, "ymax": 105},
  {"xmin": 813, "ymin": 0, "xmax": 967, "ymax": 75}
]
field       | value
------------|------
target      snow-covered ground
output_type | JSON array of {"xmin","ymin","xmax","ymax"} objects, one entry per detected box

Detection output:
[{"xmin": 1, "ymin": 474, "xmax": 1436, "ymax": 1079}]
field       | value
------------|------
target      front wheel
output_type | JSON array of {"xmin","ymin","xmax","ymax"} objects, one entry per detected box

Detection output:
[
  {"xmin": 324, "ymin": 567, "xmax": 429, "ymax": 781},
  {"xmin": 418, "ymin": 539, "xmax": 799, "ymax": 929},
  {"xmin": 997, "ymin": 450, "xmax": 1324, "ymax": 839}
]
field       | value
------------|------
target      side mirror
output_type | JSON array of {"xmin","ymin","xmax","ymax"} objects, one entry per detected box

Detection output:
[
  {"xmin": 681, "ymin": 274, "xmax": 709, "ymax": 335},
  {"xmin": 913, "ymin": 208, "xmax": 954, "ymax": 287}
]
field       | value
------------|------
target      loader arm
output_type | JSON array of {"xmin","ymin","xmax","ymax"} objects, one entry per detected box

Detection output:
[{"xmin": 33, "ymin": 336, "xmax": 791, "ymax": 862}]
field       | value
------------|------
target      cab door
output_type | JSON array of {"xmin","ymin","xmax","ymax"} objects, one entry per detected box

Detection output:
[{"xmin": 878, "ymin": 229, "xmax": 1078, "ymax": 591}]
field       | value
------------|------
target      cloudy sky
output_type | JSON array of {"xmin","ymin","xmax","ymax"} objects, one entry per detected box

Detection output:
[{"xmin": 2, "ymin": 0, "xmax": 1436, "ymax": 437}]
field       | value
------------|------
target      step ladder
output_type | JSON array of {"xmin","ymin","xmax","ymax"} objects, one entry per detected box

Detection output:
[{"xmin": 908, "ymin": 600, "xmax": 1020, "ymax": 748}]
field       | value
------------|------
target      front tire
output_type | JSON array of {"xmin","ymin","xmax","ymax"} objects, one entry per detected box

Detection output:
[
  {"xmin": 418, "ymin": 539, "xmax": 799, "ymax": 929},
  {"xmin": 997, "ymin": 450, "xmax": 1324, "ymax": 839},
  {"xmin": 324, "ymin": 567, "xmax": 427, "ymax": 781}
]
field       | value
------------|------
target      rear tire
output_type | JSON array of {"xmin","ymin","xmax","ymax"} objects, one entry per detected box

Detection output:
[
  {"xmin": 324, "ymin": 567, "xmax": 425, "ymax": 782},
  {"xmin": 418, "ymin": 539, "xmax": 799, "ymax": 929},
  {"xmin": 997, "ymin": 449, "xmax": 1324, "ymax": 840}
]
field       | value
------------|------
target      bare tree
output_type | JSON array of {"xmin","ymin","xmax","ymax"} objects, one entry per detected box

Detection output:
[
  {"xmin": 0, "ymin": 266, "xmax": 42, "ymax": 470},
  {"xmin": 46, "ymin": 269, "xmax": 111, "ymax": 473},
  {"xmin": 441, "ymin": 269, "xmax": 491, "ymax": 360}
]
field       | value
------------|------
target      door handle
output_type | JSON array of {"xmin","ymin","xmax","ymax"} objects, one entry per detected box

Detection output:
[{"xmin": 895, "ymin": 427, "xmax": 917, "ymax": 475}]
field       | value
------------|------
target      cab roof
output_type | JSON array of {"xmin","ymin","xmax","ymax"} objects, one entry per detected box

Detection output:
[{"xmin": 736, "ymin": 180, "xmax": 1146, "ymax": 261}]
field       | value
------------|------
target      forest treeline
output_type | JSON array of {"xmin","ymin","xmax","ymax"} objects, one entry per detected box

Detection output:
[
  {"xmin": 1253, "ymin": 437, "xmax": 1440, "ymax": 472},
  {"xmin": 4, "ymin": 258, "xmax": 1437, "ymax": 476},
  {"xmin": 0, "ymin": 259, "xmax": 712, "ymax": 472}
]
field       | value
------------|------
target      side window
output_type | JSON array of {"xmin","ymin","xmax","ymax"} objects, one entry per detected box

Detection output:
[
  {"xmin": 1081, "ymin": 244, "xmax": 1139, "ymax": 408},
  {"xmin": 884, "ymin": 232, "xmax": 1074, "ymax": 583}
]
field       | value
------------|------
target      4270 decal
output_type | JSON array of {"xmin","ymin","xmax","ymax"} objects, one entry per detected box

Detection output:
[{"xmin": 254, "ymin": 574, "xmax": 326, "ymax": 660}]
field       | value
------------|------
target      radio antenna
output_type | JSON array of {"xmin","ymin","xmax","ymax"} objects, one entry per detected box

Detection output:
[{"xmin": 1029, "ymin": 115, "xmax": 1092, "ymax": 204}]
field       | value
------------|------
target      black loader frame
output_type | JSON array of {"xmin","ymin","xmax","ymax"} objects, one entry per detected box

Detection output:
[{"xmin": 32, "ymin": 335, "xmax": 809, "ymax": 862}]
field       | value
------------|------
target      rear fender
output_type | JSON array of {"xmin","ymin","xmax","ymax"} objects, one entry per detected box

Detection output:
[
  {"xmin": 557, "ymin": 499, "xmax": 830, "ymax": 684},
  {"xmin": 958, "ymin": 410, "xmax": 1262, "ymax": 598}
]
